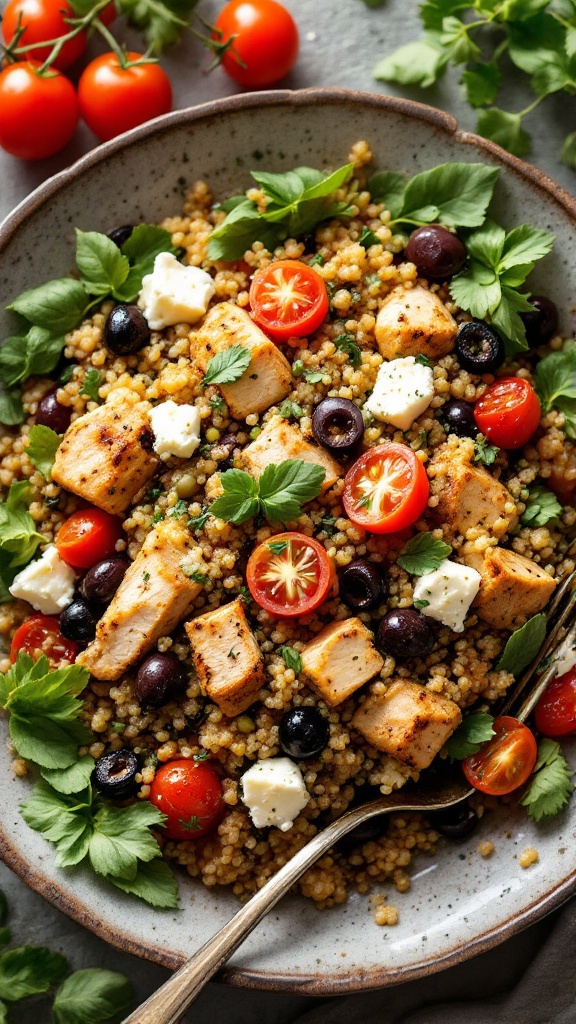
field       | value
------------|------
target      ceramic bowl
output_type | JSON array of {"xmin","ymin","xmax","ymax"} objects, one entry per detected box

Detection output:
[{"xmin": 1, "ymin": 89, "xmax": 575, "ymax": 994}]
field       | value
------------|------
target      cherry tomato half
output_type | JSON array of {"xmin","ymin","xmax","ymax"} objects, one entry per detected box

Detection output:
[
  {"xmin": 10, "ymin": 614, "xmax": 78, "ymax": 666},
  {"xmin": 462, "ymin": 716, "xmax": 537, "ymax": 796},
  {"xmin": 149, "ymin": 759, "xmax": 224, "ymax": 840},
  {"xmin": 214, "ymin": 0, "xmax": 299, "ymax": 88},
  {"xmin": 343, "ymin": 443, "xmax": 430, "ymax": 535},
  {"xmin": 0, "ymin": 61, "xmax": 78, "ymax": 160},
  {"xmin": 56, "ymin": 508, "xmax": 123, "ymax": 569},
  {"xmin": 2, "ymin": 0, "xmax": 87, "ymax": 70},
  {"xmin": 246, "ymin": 531, "xmax": 334, "ymax": 618},
  {"xmin": 534, "ymin": 668, "xmax": 576, "ymax": 737},
  {"xmin": 474, "ymin": 377, "xmax": 541, "ymax": 450},
  {"xmin": 78, "ymin": 52, "xmax": 172, "ymax": 142},
  {"xmin": 249, "ymin": 260, "xmax": 328, "ymax": 340}
]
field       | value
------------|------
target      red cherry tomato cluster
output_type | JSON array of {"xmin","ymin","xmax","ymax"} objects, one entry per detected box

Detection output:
[{"xmin": 0, "ymin": 0, "xmax": 298, "ymax": 160}]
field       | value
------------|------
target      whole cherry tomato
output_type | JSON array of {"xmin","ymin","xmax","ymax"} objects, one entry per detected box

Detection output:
[
  {"xmin": 534, "ymin": 668, "xmax": 576, "ymax": 737},
  {"xmin": 78, "ymin": 52, "xmax": 172, "ymax": 142},
  {"xmin": 56, "ymin": 507, "xmax": 123, "ymax": 569},
  {"xmin": 10, "ymin": 614, "xmax": 79, "ymax": 666},
  {"xmin": 462, "ymin": 716, "xmax": 537, "ymax": 796},
  {"xmin": 0, "ymin": 61, "xmax": 78, "ymax": 160},
  {"xmin": 249, "ymin": 260, "xmax": 329, "ymax": 340},
  {"xmin": 149, "ymin": 759, "xmax": 225, "ymax": 840},
  {"xmin": 343, "ymin": 443, "xmax": 430, "ymax": 535},
  {"xmin": 2, "ymin": 0, "xmax": 87, "ymax": 70},
  {"xmin": 246, "ymin": 532, "xmax": 334, "ymax": 617},
  {"xmin": 214, "ymin": 0, "xmax": 299, "ymax": 88},
  {"xmin": 474, "ymin": 377, "xmax": 541, "ymax": 450}
]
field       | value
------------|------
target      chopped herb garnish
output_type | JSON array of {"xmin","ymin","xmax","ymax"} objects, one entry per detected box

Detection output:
[
  {"xmin": 202, "ymin": 345, "xmax": 251, "ymax": 388},
  {"xmin": 397, "ymin": 533, "xmax": 451, "ymax": 576},
  {"xmin": 359, "ymin": 226, "xmax": 380, "ymax": 248},
  {"xmin": 80, "ymin": 368, "xmax": 103, "ymax": 403},
  {"xmin": 279, "ymin": 399, "xmax": 304, "ymax": 420},
  {"xmin": 209, "ymin": 459, "xmax": 326, "ymax": 526},
  {"xmin": 334, "ymin": 332, "xmax": 362, "ymax": 369},
  {"xmin": 520, "ymin": 482, "xmax": 562, "ymax": 528},
  {"xmin": 473, "ymin": 433, "xmax": 499, "ymax": 466},
  {"xmin": 309, "ymin": 253, "xmax": 325, "ymax": 266},
  {"xmin": 278, "ymin": 645, "xmax": 303, "ymax": 674},
  {"xmin": 268, "ymin": 540, "xmax": 288, "ymax": 554}
]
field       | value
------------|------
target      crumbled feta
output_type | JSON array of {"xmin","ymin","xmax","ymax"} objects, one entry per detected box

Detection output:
[
  {"xmin": 9, "ymin": 545, "xmax": 76, "ymax": 615},
  {"xmin": 241, "ymin": 757, "xmax": 309, "ymax": 832},
  {"xmin": 138, "ymin": 252, "xmax": 215, "ymax": 330},
  {"xmin": 413, "ymin": 558, "xmax": 481, "ymax": 633},
  {"xmin": 365, "ymin": 355, "xmax": 434, "ymax": 431},
  {"xmin": 554, "ymin": 635, "xmax": 576, "ymax": 678},
  {"xmin": 149, "ymin": 400, "xmax": 202, "ymax": 460}
]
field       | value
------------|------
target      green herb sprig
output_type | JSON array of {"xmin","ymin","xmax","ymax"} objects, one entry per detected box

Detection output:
[
  {"xmin": 0, "ymin": 482, "xmax": 46, "ymax": 603},
  {"xmin": 26, "ymin": 425, "xmax": 61, "ymax": 479},
  {"xmin": 535, "ymin": 340, "xmax": 576, "ymax": 437},
  {"xmin": 202, "ymin": 345, "xmax": 252, "ymax": 387},
  {"xmin": 496, "ymin": 612, "xmax": 546, "ymax": 674},
  {"xmin": 397, "ymin": 532, "xmax": 452, "ymax": 575},
  {"xmin": 520, "ymin": 482, "xmax": 562, "ymax": 527},
  {"xmin": 520, "ymin": 738, "xmax": 574, "ymax": 822},
  {"xmin": 443, "ymin": 709, "xmax": 496, "ymax": 760},
  {"xmin": 209, "ymin": 459, "xmax": 326, "ymax": 526}
]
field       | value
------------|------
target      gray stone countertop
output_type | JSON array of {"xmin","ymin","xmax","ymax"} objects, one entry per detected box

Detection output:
[{"xmin": 0, "ymin": 0, "xmax": 575, "ymax": 1020}]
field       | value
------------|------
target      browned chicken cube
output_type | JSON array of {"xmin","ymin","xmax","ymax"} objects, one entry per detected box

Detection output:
[
  {"xmin": 77, "ymin": 519, "xmax": 201, "ymax": 681},
  {"xmin": 465, "ymin": 546, "xmax": 557, "ymax": 631},
  {"xmin": 51, "ymin": 388, "xmax": 158, "ymax": 515},
  {"xmin": 375, "ymin": 285, "xmax": 457, "ymax": 360},
  {"xmin": 352, "ymin": 680, "xmax": 462, "ymax": 770},
  {"xmin": 190, "ymin": 302, "xmax": 293, "ymax": 418},
  {"xmin": 184, "ymin": 597, "xmax": 265, "ymax": 717},
  {"xmin": 430, "ymin": 442, "xmax": 518, "ymax": 538},
  {"xmin": 301, "ymin": 618, "xmax": 384, "ymax": 706},
  {"xmin": 240, "ymin": 415, "xmax": 342, "ymax": 493}
]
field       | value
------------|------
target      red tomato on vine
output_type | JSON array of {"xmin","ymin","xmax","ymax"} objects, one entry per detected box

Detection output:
[
  {"xmin": 0, "ymin": 61, "xmax": 79, "ymax": 159},
  {"xmin": 78, "ymin": 52, "xmax": 172, "ymax": 142},
  {"xmin": 214, "ymin": 0, "xmax": 299, "ymax": 88}
]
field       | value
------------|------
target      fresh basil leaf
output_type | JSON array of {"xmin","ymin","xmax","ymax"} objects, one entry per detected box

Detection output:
[
  {"xmin": 278, "ymin": 645, "xmax": 303, "ymax": 674},
  {"xmin": 10, "ymin": 278, "xmax": 90, "ymax": 335},
  {"xmin": 398, "ymin": 162, "xmax": 499, "ymax": 228},
  {"xmin": 497, "ymin": 612, "xmax": 547, "ymax": 674},
  {"xmin": 366, "ymin": 169, "xmax": 407, "ymax": 219},
  {"xmin": 476, "ymin": 108, "xmax": 531, "ymax": 158},
  {"xmin": 251, "ymin": 168, "xmax": 307, "ymax": 206},
  {"xmin": 75, "ymin": 230, "xmax": 130, "ymax": 297},
  {"xmin": 0, "ymin": 483, "xmax": 45, "ymax": 598},
  {"xmin": 374, "ymin": 35, "xmax": 449, "ymax": 87},
  {"xmin": 41, "ymin": 755, "xmax": 96, "ymax": 795},
  {"xmin": 107, "ymin": 856, "xmax": 179, "ymax": 908},
  {"xmin": 26, "ymin": 424, "xmax": 61, "ymax": 479},
  {"xmin": 207, "ymin": 201, "xmax": 281, "ymax": 262},
  {"xmin": 397, "ymin": 532, "xmax": 451, "ymax": 575},
  {"xmin": 520, "ymin": 738, "xmax": 574, "ymax": 822},
  {"xmin": 520, "ymin": 482, "xmax": 562, "ymax": 527},
  {"xmin": 259, "ymin": 459, "xmax": 326, "ymax": 523},
  {"xmin": 53, "ymin": 968, "xmax": 133, "ymax": 1024},
  {"xmin": 0, "ymin": 946, "xmax": 68, "ymax": 1001},
  {"xmin": 0, "ymin": 385, "xmax": 24, "ymax": 427},
  {"xmin": 209, "ymin": 469, "xmax": 260, "ymax": 525},
  {"xmin": 115, "ymin": 225, "xmax": 179, "ymax": 301},
  {"xmin": 202, "ymin": 345, "xmax": 251, "ymax": 387},
  {"xmin": 461, "ymin": 60, "xmax": 501, "ymax": 107},
  {"xmin": 0, "ymin": 328, "xmax": 64, "ymax": 389},
  {"xmin": 443, "ymin": 710, "xmax": 495, "ymax": 759}
]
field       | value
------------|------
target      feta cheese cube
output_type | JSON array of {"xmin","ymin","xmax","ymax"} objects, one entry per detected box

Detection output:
[
  {"xmin": 365, "ymin": 355, "xmax": 434, "ymax": 431},
  {"xmin": 241, "ymin": 757, "xmax": 309, "ymax": 832},
  {"xmin": 9, "ymin": 545, "xmax": 76, "ymax": 615},
  {"xmin": 413, "ymin": 558, "xmax": 481, "ymax": 633},
  {"xmin": 138, "ymin": 252, "xmax": 215, "ymax": 330},
  {"xmin": 149, "ymin": 400, "xmax": 201, "ymax": 460}
]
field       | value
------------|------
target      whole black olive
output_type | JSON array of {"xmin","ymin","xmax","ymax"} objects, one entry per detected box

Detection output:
[
  {"xmin": 442, "ymin": 399, "xmax": 477, "ymax": 439},
  {"xmin": 279, "ymin": 706, "xmax": 330, "ymax": 760},
  {"xmin": 81, "ymin": 556, "xmax": 130, "ymax": 604},
  {"xmin": 312, "ymin": 398, "xmax": 364, "ymax": 456},
  {"xmin": 339, "ymin": 559, "xmax": 386, "ymax": 611},
  {"xmin": 405, "ymin": 225, "xmax": 466, "ymax": 280},
  {"xmin": 521, "ymin": 296, "xmax": 559, "ymax": 346},
  {"xmin": 134, "ymin": 651, "xmax": 188, "ymax": 709},
  {"xmin": 377, "ymin": 608, "xmax": 435, "ymax": 659},
  {"xmin": 107, "ymin": 224, "xmax": 134, "ymax": 248},
  {"xmin": 432, "ymin": 802, "xmax": 478, "ymax": 840},
  {"xmin": 103, "ymin": 304, "xmax": 151, "ymax": 356},
  {"xmin": 36, "ymin": 389, "xmax": 72, "ymax": 434},
  {"xmin": 93, "ymin": 749, "xmax": 139, "ymax": 799},
  {"xmin": 59, "ymin": 598, "xmax": 100, "ymax": 643},
  {"xmin": 456, "ymin": 320, "xmax": 505, "ymax": 375}
]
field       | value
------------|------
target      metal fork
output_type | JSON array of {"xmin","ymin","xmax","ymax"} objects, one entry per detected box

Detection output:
[{"xmin": 122, "ymin": 568, "xmax": 576, "ymax": 1024}]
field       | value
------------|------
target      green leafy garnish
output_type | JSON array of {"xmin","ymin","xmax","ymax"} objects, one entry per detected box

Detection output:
[
  {"xmin": 520, "ymin": 738, "xmax": 574, "ymax": 822},
  {"xmin": 0, "ymin": 481, "xmax": 46, "ymax": 603},
  {"xmin": 334, "ymin": 332, "xmax": 362, "ymax": 369},
  {"xmin": 535, "ymin": 340, "xmax": 576, "ymax": 438},
  {"xmin": 444, "ymin": 710, "xmax": 496, "ymax": 759},
  {"xmin": 473, "ymin": 433, "xmax": 500, "ymax": 466},
  {"xmin": 208, "ymin": 163, "xmax": 355, "ymax": 261},
  {"xmin": 359, "ymin": 226, "xmax": 380, "ymax": 248},
  {"xmin": 25, "ymin": 424, "xmax": 61, "ymax": 479},
  {"xmin": 40, "ymin": 755, "xmax": 96, "ymax": 796},
  {"xmin": 303, "ymin": 369, "xmax": 325, "ymax": 383},
  {"xmin": 496, "ymin": 612, "xmax": 547, "ymax": 674},
  {"xmin": 202, "ymin": 345, "xmax": 252, "ymax": 387},
  {"xmin": 210, "ymin": 459, "xmax": 326, "ymax": 526},
  {"xmin": 79, "ymin": 368, "xmax": 103, "ymax": 403},
  {"xmin": 75, "ymin": 230, "xmax": 130, "ymax": 297},
  {"xmin": 279, "ymin": 398, "xmax": 304, "ymax": 420},
  {"xmin": 52, "ymin": 967, "xmax": 134, "ymax": 1024},
  {"xmin": 183, "ymin": 568, "xmax": 208, "ymax": 584},
  {"xmin": 397, "ymin": 532, "xmax": 451, "ymax": 575},
  {"xmin": 0, "ymin": 946, "xmax": 68, "ymax": 1001},
  {"xmin": 278, "ymin": 645, "xmax": 303, "ymax": 674},
  {"xmin": 520, "ymin": 481, "xmax": 562, "ymax": 527},
  {"xmin": 368, "ymin": 162, "xmax": 498, "ymax": 229},
  {"xmin": 268, "ymin": 540, "xmax": 288, "ymax": 554}
]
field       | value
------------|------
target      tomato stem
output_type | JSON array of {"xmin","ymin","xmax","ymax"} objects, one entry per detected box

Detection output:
[
  {"xmin": 4, "ymin": 0, "xmax": 113, "ymax": 73},
  {"xmin": 192, "ymin": 15, "xmax": 247, "ymax": 72}
]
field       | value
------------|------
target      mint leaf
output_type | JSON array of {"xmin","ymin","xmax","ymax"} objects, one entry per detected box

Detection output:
[
  {"xmin": 0, "ymin": 946, "xmax": 68, "ymax": 1001},
  {"xmin": 209, "ymin": 469, "xmax": 260, "ymax": 525},
  {"xmin": 397, "ymin": 532, "xmax": 451, "ymax": 575},
  {"xmin": 520, "ymin": 482, "xmax": 562, "ymax": 527},
  {"xmin": 476, "ymin": 108, "xmax": 531, "ymax": 158},
  {"xmin": 75, "ymin": 230, "xmax": 130, "ymax": 297},
  {"xmin": 259, "ymin": 459, "xmax": 326, "ymax": 523},
  {"xmin": 26, "ymin": 424, "xmax": 61, "ymax": 479},
  {"xmin": 374, "ymin": 36, "xmax": 449, "ymax": 87},
  {"xmin": 396, "ymin": 162, "xmax": 499, "ymax": 229},
  {"xmin": 497, "ymin": 612, "xmax": 547, "ymax": 675},
  {"xmin": 461, "ymin": 60, "xmax": 501, "ymax": 107},
  {"xmin": 115, "ymin": 225, "xmax": 180, "ymax": 302},
  {"xmin": 9, "ymin": 279, "xmax": 90, "ymax": 335},
  {"xmin": 107, "ymin": 857, "xmax": 179, "ymax": 908},
  {"xmin": 520, "ymin": 738, "xmax": 574, "ymax": 822},
  {"xmin": 80, "ymin": 368, "xmax": 102, "ymax": 403},
  {"xmin": 202, "ymin": 345, "xmax": 251, "ymax": 387},
  {"xmin": 53, "ymin": 968, "xmax": 133, "ymax": 1024},
  {"xmin": 278, "ymin": 645, "xmax": 303, "ymax": 673},
  {"xmin": 444, "ymin": 710, "xmax": 495, "ymax": 759},
  {"xmin": 41, "ymin": 754, "xmax": 96, "ymax": 795}
]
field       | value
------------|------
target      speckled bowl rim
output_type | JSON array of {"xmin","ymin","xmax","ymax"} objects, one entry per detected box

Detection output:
[{"xmin": 1, "ymin": 87, "xmax": 575, "ymax": 995}]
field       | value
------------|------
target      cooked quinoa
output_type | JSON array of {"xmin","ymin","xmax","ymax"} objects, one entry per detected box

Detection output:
[{"xmin": 1, "ymin": 139, "xmax": 575, "ymax": 910}]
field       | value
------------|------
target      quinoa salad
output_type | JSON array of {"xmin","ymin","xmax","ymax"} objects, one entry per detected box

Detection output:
[{"xmin": 1, "ymin": 140, "xmax": 575, "ymax": 914}]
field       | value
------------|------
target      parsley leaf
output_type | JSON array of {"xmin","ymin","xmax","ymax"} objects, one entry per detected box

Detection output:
[
  {"xmin": 476, "ymin": 108, "xmax": 530, "ymax": 158},
  {"xmin": 497, "ymin": 612, "xmax": 547, "ymax": 675},
  {"xmin": 473, "ymin": 433, "xmax": 499, "ymax": 466},
  {"xmin": 443, "ymin": 710, "xmax": 496, "ymax": 760},
  {"xmin": 40, "ymin": 755, "xmax": 96, "ymax": 796},
  {"xmin": 461, "ymin": 60, "xmax": 501, "ymax": 108},
  {"xmin": 80, "ymin": 368, "xmax": 103, "ymax": 403},
  {"xmin": 0, "ymin": 945, "xmax": 68, "ymax": 1001},
  {"xmin": 25, "ymin": 424, "xmax": 61, "ymax": 479},
  {"xmin": 397, "ymin": 532, "xmax": 451, "ymax": 575},
  {"xmin": 535, "ymin": 341, "xmax": 576, "ymax": 438},
  {"xmin": 303, "ymin": 368, "xmax": 325, "ymax": 383},
  {"xmin": 520, "ymin": 738, "xmax": 574, "ymax": 822},
  {"xmin": 374, "ymin": 35, "xmax": 449, "ymax": 88},
  {"xmin": 278, "ymin": 645, "xmax": 303, "ymax": 674},
  {"xmin": 520, "ymin": 482, "xmax": 562, "ymax": 527},
  {"xmin": 210, "ymin": 460, "xmax": 325, "ymax": 526},
  {"xmin": 391, "ymin": 162, "xmax": 499, "ymax": 229},
  {"xmin": 0, "ymin": 482, "xmax": 45, "ymax": 602},
  {"xmin": 202, "ymin": 345, "xmax": 252, "ymax": 387},
  {"xmin": 105, "ymin": 857, "xmax": 179, "ymax": 908},
  {"xmin": 334, "ymin": 332, "xmax": 362, "ymax": 369},
  {"xmin": 52, "ymin": 968, "xmax": 133, "ymax": 1024},
  {"xmin": 117, "ymin": 0, "xmax": 199, "ymax": 53},
  {"xmin": 209, "ymin": 468, "xmax": 260, "ymax": 525}
]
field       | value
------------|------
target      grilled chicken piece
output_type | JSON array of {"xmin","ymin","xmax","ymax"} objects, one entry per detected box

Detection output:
[
  {"xmin": 429, "ymin": 441, "xmax": 518, "ymax": 539},
  {"xmin": 375, "ymin": 284, "xmax": 457, "ymax": 360},
  {"xmin": 352, "ymin": 680, "xmax": 462, "ymax": 770},
  {"xmin": 240, "ymin": 415, "xmax": 342, "ymax": 493},
  {"xmin": 51, "ymin": 388, "xmax": 158, "ymax": 515},
  {"xmin": 184, "ymin": 597, "xmax": 265, "ymax": 717},
  {"xmin": 190, "ymin": 302, "xmax": 293, "ymax": 418},
  {"xmin": 77, "ymin": 519, "xmax": 201, "ymax": 681},
  {"xmin": 301, "ymin": 618, "xmax": 384, "ymax": 706},
  {"xmin": 464, "ymin": 546, "xmax": 557, "ymax": 631}
]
